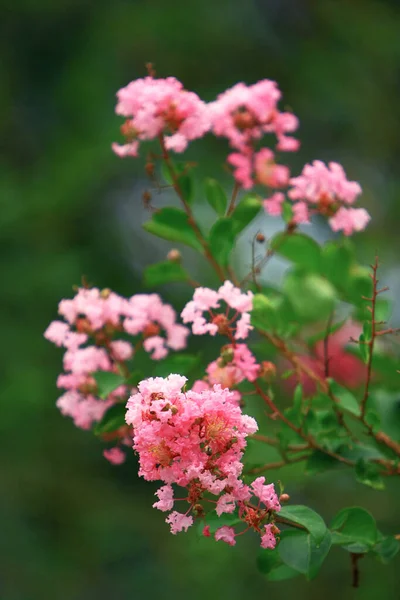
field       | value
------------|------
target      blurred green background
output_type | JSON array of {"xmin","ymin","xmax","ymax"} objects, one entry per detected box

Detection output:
[{"xmin": 2, "ymin": 0, "xmax": 400, "ymax": 598}]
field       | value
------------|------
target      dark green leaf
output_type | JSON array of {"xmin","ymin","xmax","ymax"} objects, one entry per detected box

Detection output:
[
  {"xmin": 330, "ymin": 507, "xmax": 378, "ymax": 547},
  {"xmin": 161, "ymin": 161, "xmax": 195, "ymax": 203},
  {"xmin": 355, "ymin": 458, "xmax": 385, "ymax": 490},
  {"xmin": 284, "ymin": 271, "xmax": 337, "ymax": 322},
  {"xmin": 144, "ymin": 261, "xmax": 189, "ymax": 287},
  {"xmin": 328, "ymin": 380, "xmax": 361, "ymax": 417},
  {"xmin": 257, "ymin": 549, "xmax": 280, "ymax": 574},
  {"xmin": 230, "ymin": 195, "xmax": 262, "ymax": 235},
  {"xmin": 152, "ymin": 353, "xmax": 200, "ymax": 378},
  {"xmin": 321, "ymin": 242, "xmax": 353, "ymax": 289},
  {"xmin": 373, "ymin": 536, "xmax": 400, "ymax": 564},
  {"xmin": 93, "ymin": 371, "xmax": 125, "ymax": 400},
  {"xmin": 271, "ymin": 233, "xmax": 321, "ymax": 272},
  {"xmin": 278, "ymin": 505, "xmax": 327, "ymax": 544},
  {"xmin": 305, "ymin": 451, "xmax": 338, "ymax": 475},
  {"xmin": 143, "ymin": 207, "xmax": 203, "ymax": 251},
  {"xmin": 93, "ymin": 403, "xmax": 126, "ymax": 435},
  {"xmin": 208, "ymin": 218, "xmax": 236, "ymax": 266},
  {"xmin": 266, "ymin": 564, "xmax": 300, "ymax": 581},
  {"xmin": 205, "ymin": 178, "xmax": 227, "ymax": 216},
  {"xmin": 278, "ymin": 529, "xmax": 331, "ymax": 579}
]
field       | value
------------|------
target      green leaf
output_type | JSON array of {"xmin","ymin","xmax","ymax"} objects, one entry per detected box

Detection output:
[
  {"xmin": 358, "ymin": 333, "xmax": 370, "ymax": 364},
  {"xmin": 152, "ymin": 353, "xmax": 200, "ymax": 378},
  {"xmin": 93, "ymin": 371, "xmax": 125, "ymax": 400},
  {"xmin": 284, "ymin": 271, "xmax": 337, "ymax": 322},
  {"xmin": 305, "ymin": 451, "xmax": 338, "ymax": 475},
  {"xmin": 266, "ymin": 564, "xmax": 300, "ymax": 581},
  {"xmin": 278, "ymin": 505, "xmax": 327, "ymax": 544},
  {"xmin": 257, "ymin": 549, "xmax": 280, "ymax": 575},
  {"xmin": 355, "ymin": 459, "xmax": 385, "ymax": 490},
  {"xmin": 251, "ymin": 293, "xmax": 278, "ymax": 332},
  {"xmin": 161, "ymin": 161, "xmax": 195, "ymax": 204},
  {"xmin": 330, "ymin": 507, "xmax": 378, "ymax": 547},
  {"xmin": 93, "ymin": 403, "xmax": 126, "ymax": 435},
  {"xmin": 143, "ymin": 207, "xmax": 203, "ymax": 251},
  {"xmin": 363, "ymin": 321, "xmax": 372, "ymax": 342},
  {"xmin": 346, "ymin": 266, "xmax": 373, "ymax": 306},
  {"xmin": 306, "ymin": 318, "xmax": 347, "ymax": 346},
  {"xmin": 144, "ymin": 261, "xmax": 189, "ymax": 287},
  {"xmin": 282, "ymin": 201, "xmax": 294, "ymax": 224},
  {"xmin": 321, "ymin": 242, "xmax": 353, "ymax": 289},
  {"xmin": 208, "ymin": 218, "xmax": 236, "ymax": 266},
  {"xmin": 230, "ymin": 195, "xmax": 262, "ymax": 235},
  {"xmin": 373, "ymin": 536, "xmax": 400, "ymax": 564},
  {"xmin": 205, "ymin": 178, "xmax": 227, "ymax": 216},
  {"xmin": 328, "ymin": 380, "xmax": 361, "ymax": 417},
  {"xmin": 271, "ymin": 233, "xmax": 321, "ymax": 272},
  {"xmin": 278, "ymin": 529, "xmax": 332, "ymax": 579},
  {"xmin": 293, "ymin": 384, "xmax": 303, "ymax": 411}
]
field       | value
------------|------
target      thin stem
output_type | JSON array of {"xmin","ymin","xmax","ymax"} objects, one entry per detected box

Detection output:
[
  {"xmin": 360, "ymin": 256, "xmax": 378, "ymax": 418},
  {"xmin": 227, "ymin": 181, "xmax": 240, "ymax": 216},
  {"xmin": 158, "ymin": 135, "xmax": 226, "ymax": 282}
]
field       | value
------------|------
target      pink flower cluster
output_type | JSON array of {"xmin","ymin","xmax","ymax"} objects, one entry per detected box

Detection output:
[
  {"xmin": 210, "ymin": 80, "xmax": 299, "ymax": 189},
  {"xmin": 181, "ymin": 281, "xmax": 253, "ymax": 341},
  {"xmin": 192, "ymin": 344, "xmax": 260, "ymax": 403},
  {"xmin": 264, "ymin": 160, "xmax": 370, "ymax": 235},
  {"xmin": 44, "ymin": 287, "xmax": 189, "ymax": 460},
  {"xmin": 126, "ymin": 374, "xmax": 281, "ymax": 548},
  {"xmin": 112, "ymin": 76, "xmax": 210, "ymax": 156}
]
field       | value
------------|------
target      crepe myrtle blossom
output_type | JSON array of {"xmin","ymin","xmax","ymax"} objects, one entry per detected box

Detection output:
[
  {"xmin": 44, "ymin": 288, "xmax": 189, "ymax": 431},
  {"xmin": 192, "ymin": 344, "xmax": 260, "ymax": 401},
  {"xmin": 209, "ymin": 80, "xmax": 299, "ymax": 153},
  {"xmin": 228, "ymin": 147, "xmax": 290, "ymax": 190},
  {"xmin": 263, "ymin": 160, "xmax": 370, "ymax": 235},
  {"xmin": 125, "ymin": 375, "xmax": 281, "ymax": 548},
  {"xmin": 181, "ymin": 281, "xmax": 253, "ymax": 341},
  {"xmin": 112, "ymin": 76, "xmax": 210, "ymax": 157}
]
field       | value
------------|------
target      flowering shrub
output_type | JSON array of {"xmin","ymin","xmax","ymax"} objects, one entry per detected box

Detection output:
[{"xmin": 45, "ymin": 69, "xmax": 400, "ymax": 586}]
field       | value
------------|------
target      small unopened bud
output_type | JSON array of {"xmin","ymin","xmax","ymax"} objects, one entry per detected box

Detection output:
[
  {"xmin": 142, "ymin": 190, "xmax": 152, "ymax": 206},
  {"xmin": 256, "ymin": 233, "xmax": 266, "ymax": 243},
  {"xmin": 100, "ymin": 288, "xmax": 111, "ymax": 299},
  {"xmin": 145, "ymin": 161, "xmax": 155, "ymax": 179},
  {"xmin": 193, "ymin": 504, "xmax": 205, "ymax": 517},
  {"xmin": 143, "ymin": 322, "xmax": 161, "ymax": 338},
  {"xmin": 75, "ymin": 317, "xmax": 92, "ymax": 334},
  {"xmin": 202, "ymin": 525, "xmax": 211, "ymax": 537},
  {"xmin": 260, "ymin": 361, "xmax": 277, "ymax": 381},
  {"xmin": 220, "ymin": 345, "xmax": 234, "ymax": 365},
  {"xmin": 279, "ymin": 493, "xmax": 290, "ymax": 503},
  {"xmin": 271, "ymin": 525, "xmax": 281, "ymax": 535},
  {"xmin": 212, "ymin": 314, "xmax": 230, "ymax": 336},
  {"xmin": 167, "ymin": 249, "xmax": 181, "ymax": 263}
]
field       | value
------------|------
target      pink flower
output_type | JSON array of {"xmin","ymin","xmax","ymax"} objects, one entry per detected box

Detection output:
[
  {"xmin": 251, "ymin": 477, "xmax": 281, "ymax": 511},
  {"xmin": 261, "ymin": 524, "xmax": 277, "ymax": 549},
  {"xmin": 228, "ymin": 152, "xmax": 253, "ymax": 189},
  {"xmin": 263, "ymin": 192, "xmax": 285, "ymax": 217},
  {"xmin": 109, "ymin": 340, "xmax": 134, "ymax": 361},
  {"xmin": 113, "ymin": 76, "xmax": 210, "ymax": 157},
  {"xmin": 215, "ymin": 526, "xmax": 236, "ymax": 546},
  {"xmin": 255, "ymin": 148, "xmax": 289, "ymax": 188},
  {"xmin": 181, "ymin": 281, "xmax": 253, "ymax": 340},
  {"xmin": 329, "ymin": 207, "xmax": 370, "ymax": 236},
  {"xmin": 153, "ymin": 485, "xmax": 174, "ymax": 512},
  {"xmin": 209, "ymin": 80, "xmax": 298, "ymax": 153},
  {"xmin": 216, "ymin": 494, "xmax": 236, "ymax": 516},
  {"xmin": 292, "ymin": 201, "xmax": 310, "ymax": 224},
  {"xmin": 289, "ymin": 161, "xmax": 362, "ymax": 205},
  {"xmin": 143, "ymin": 336, "xmax": 169, "ymax": 360},
  {"xmin": 103, "ymin": 447, "xmax": 126, "ymax": 465},
  {"xmin": 166, "ymin": 511, "xmax": 194, "ymax": 534}
]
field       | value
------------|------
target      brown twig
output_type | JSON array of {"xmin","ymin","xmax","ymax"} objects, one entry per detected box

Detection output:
[{"xmin": 227, "ymin": 181, "xmax": 240, "ymax": 216}]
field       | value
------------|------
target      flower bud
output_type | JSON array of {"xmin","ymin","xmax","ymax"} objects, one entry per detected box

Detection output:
[
  {"xmin": 260, "ymin": 361, "xmax": 277, "ymax": 381},
  {"xmin": 256, "ymin": 233, "xmax": 266, "ymax": 243},
  {"xmin": 100, "ymin": 288, "xmax": 111, "ymax": 299},
  {"xmin": 167, "ymin": 249, "xmax": 182, "ymax": 263},
  {"xmin": 279, "ymin": 493, "xmax": 290, "ymax": 503}
]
